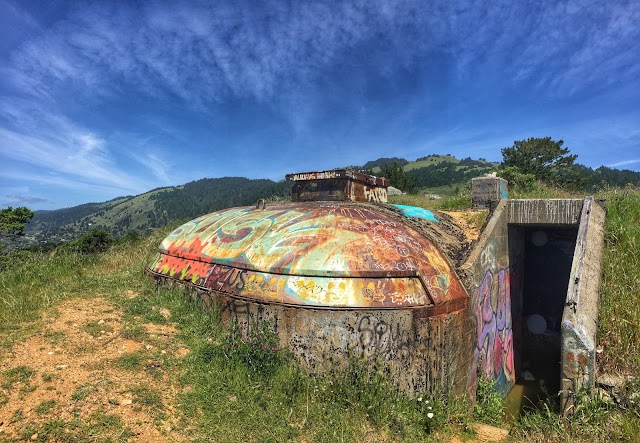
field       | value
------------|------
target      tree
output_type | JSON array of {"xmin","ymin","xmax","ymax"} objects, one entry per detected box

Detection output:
[
  {"xmin": 380, "ymin": 160, "xmax": 417, "ymax": 193},
  {"xmin": 64, "ymin": 229, "xmax": 113, "ymax": 254},
  {"xmin": 0, "ymin": 206, "xmax": 34, "ymax": 236},
  {"xmin": 501, "ymin": 137, "xmax": 577, "ymax": 183}
]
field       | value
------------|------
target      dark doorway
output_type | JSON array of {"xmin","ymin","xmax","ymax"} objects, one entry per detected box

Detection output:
[{"xmin": 507, "ymin": 226, "xmax": 578, "ymax": 415}]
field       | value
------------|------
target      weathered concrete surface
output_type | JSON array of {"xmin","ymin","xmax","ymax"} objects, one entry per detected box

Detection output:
[
  {"xmin": 509, "ymin": 199, "xmax": 583, "ymax": 225},
  {"xmin": 460, "ymin": 200, "xmax": 515, "ymax": 395},
  {"xmin": 471, "ymin": 176, "xmax": 509, "ymax": 210},
  {"xmin": 561, "ymin": 197, "xmax": 606, "ymax": 413},
  {"xmin": 189, "ymin": 288, "xmax": 469, "ymax": 397}
]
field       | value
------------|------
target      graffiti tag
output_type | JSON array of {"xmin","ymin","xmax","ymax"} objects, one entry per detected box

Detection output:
[
  {"xmin": 358, "ymin": 316, "xmax": 410, "ymax": 358},
  {"xmin": 471, "ymin": 269, "xmax": 515, "ymax": 390}
]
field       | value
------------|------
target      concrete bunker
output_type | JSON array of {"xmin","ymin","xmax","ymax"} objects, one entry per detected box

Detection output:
[
  {"xmin": 147, "ymin": 170, "xmax": 475, "ymax": 397},
  {"xmin": 464, "ymin": 179, "xmax": 606, "ymax": 414},
  {"xmin": 146, "ymin": 172, "xmax": 606, "ymax": 411}
]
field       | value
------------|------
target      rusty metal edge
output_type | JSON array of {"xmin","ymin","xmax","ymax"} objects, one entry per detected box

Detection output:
[
  {"xmin": 155, "ymin": 252, "xmax": 420, "ymax": 279},
  {"xmin": 144, "ymin": 267, "xmax": 464, "ymax": 314}
]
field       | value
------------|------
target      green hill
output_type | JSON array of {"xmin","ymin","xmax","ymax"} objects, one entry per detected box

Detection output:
[
  {"xmin": 19, "ymin": 153, "xmax": 640, "ymax": 248},
  {"xmin": 25, "ymin": 177, "xmax": 292, "ymax": 245},
  {"xmin": 360, "ymin": 154, "xmax": 498, "ymax": 192},
  {"xmin": 23, "ymin": 155, "xmax": 497, "ymax": 246}
]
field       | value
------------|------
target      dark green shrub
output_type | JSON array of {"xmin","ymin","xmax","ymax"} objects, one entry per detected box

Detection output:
[{"xmin": 64, "ymin": 229, "xmax": 113, "ymax": 254}]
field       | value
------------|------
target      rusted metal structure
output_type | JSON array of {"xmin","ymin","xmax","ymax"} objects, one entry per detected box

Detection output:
[
  {"xmin": 147, "ymin": 170, "xmax": 472, "ymax": 396},
  {"xmin": 148, "ymin": 203, "xmax": 467, "ymax": 311},
  {"xmin": 286, "ymin": 169, "xmax": 389, "ymax": 203}
]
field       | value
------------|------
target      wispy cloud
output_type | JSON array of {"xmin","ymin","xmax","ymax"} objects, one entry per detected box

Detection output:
[
  {"xmin": 126, "ymin": 151, "xmax": 171, "ymax": 185},
  {"xmin": 606, "ymin": 159, "xmax": 640, "ymax": 168},
  {"xmin": 0, "ymin": 100, "xmax": 150, "ymax": 194},
  {"xmin": 5, "ymin": 1, "xmax": 636, "ymax": 112},
  {"xmin": 2, "ymin": 194, "xmax": 50, "ymax": 205}
]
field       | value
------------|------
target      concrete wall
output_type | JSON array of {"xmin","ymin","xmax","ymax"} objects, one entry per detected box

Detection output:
[
  {"xmin": 509, "ymin": 199, "xmax": 583, "ymax": 225},
  {"xmin": 190, "ymin": 289, "xmax": 470, "ymax": 398},
  {"xmin": 460, "ymin": 199, "xmax": 515, "ymax": 395},
  {"xmin": 471, "ymin": 176, "xmax": 509, "ymax": 210},
  {"xmin": 460, "ymin": 197, "xmax": 604, "ymax": 403},
  {"xmin": 561, "ymin": 197, "xmax": 606, "ymax": 413}
]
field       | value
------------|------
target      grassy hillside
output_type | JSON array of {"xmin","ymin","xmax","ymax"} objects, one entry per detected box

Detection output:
[
  {"xmin": 364, "ymin": 155, "xmax": 498, "ymax": 194},
  {"xmin": 24, "ymin": 178, "xmax": 292, "ymax": 246},
  {"xmin": 403, "ymin": 154, "xmax": 462, "ymax": 171},
  {"xmin": 1, "ymin": 186, "xmax": 638, "ymax": 441},
  {"xmin": 18, "ymin": 156, "xmax": 497, "ymax": 248}
]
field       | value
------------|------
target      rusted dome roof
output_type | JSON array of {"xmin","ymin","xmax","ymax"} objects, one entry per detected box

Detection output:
[{"xmin": 148, "ymin": 202, "xmax": 467, "ymax": 310}]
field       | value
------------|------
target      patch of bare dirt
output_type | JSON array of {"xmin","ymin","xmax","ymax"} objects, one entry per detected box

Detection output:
[
  {"xmin": 450, "ymin": 423, "xmax": 509, "ymax": 443},
  {"xmin": 0, "ymin": 297, "xmax": 188, "ymax": 442},
  {"xmin": 441, "ymin": 211, "xmax": 486, "ymax": 243}
]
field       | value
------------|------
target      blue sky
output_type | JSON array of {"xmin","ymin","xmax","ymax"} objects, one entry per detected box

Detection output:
[{"xmin": 1, "ymin": 0, "xmax": 639, "ymax": 210}]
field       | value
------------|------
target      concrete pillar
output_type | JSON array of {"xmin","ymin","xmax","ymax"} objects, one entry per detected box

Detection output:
[{"xmin": 471, "ymin": 176, "xmax": 508, "ymax": 210}]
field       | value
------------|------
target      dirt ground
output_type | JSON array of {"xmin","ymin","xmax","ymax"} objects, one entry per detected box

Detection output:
[
  {"xmin": 0, "ymin": 294, "xmax": 189, "ymax": 442},
  {"xmin": 440, "ymin": 211, "xmax": 485, "ymax": 244}
]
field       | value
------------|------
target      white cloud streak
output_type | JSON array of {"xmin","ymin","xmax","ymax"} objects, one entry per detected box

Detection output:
[
  {"xmin": 606, "ymin": 159, "xmax": 640, "ymax": 168},
  {"xmin": 0, "ymin": 100, "xmax": 150, "ymax": 193}
]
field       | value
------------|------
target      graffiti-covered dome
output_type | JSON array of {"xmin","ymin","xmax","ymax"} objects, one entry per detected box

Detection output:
[{"xmin": 148, "ymin": 202, "xmax": 467, "ymax": 309}]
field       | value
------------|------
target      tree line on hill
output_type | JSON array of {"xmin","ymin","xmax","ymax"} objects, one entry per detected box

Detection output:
[
  {"xmin": 13, "ymin": 177, "xmax": 292, "ymax": 250},
  {"xmin": 372, "ymin": 137, "xmax": 640, "ymax": 193},
  {"xmin": 3, "ymin": 137, "xmax": 640, "ymax": 252}
]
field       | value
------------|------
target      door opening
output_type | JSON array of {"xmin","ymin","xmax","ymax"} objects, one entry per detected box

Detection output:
[{"xmin": 507, "ymin": 226, "xmax": 578, "ymax": 415}]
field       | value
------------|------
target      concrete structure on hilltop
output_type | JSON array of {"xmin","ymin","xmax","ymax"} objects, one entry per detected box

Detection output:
[{"xmin": 147, "ymin": 171, "xmax": 605, "ymax": 414}]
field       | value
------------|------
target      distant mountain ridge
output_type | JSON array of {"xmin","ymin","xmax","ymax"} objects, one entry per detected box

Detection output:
[
  {"xmin": 25, "ymin": 177, "xmax": 291, "ymax": 245},
  {"xmin": 20, "ymin": 153, "xmax": 640, "ymax": 247}
]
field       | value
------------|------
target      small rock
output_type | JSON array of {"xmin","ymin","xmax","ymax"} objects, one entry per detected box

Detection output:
[
  {"xmin": 98, "ymin": 319, "xmax": 105, "ymax": 325},
  {"xmin": 161, "ymin": 350, "xmax": 166, "ymax": 354},
  {"xmin": 47, "ymin": 351, "xmax": 54, "ymax": 355},
  {"xmin": 228, "ymin": 395, "xmax": 237, "ymax": 402},
  {"xmin": 598, "ymin": 374, "xmax": 626, "ymax": 388},
  {"xmin": 472, "ymin": 423, "xmax": 508, "ymax": 442},
  {"xmin": 158, "ymin": 308, "xmax": 172, "ymax": 320},
  {"xmin": 596, "ymin": 387, "xmax": 615, "ymax": 404},
  {"xmin": 121, "ymin": 399, "xmax": 133, "ymax": 406},
  {"xmin": 175, "ymin": 348, "xmax": 190, "ymax": 357},
  {"xmin": 31, "ymin": 433, "xmax": 38, "ymax": 441}
]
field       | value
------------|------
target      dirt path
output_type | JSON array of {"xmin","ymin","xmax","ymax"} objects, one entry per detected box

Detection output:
[{"xmin": 0, "ymin": 294, "xmax": 189, "ymax": 442}]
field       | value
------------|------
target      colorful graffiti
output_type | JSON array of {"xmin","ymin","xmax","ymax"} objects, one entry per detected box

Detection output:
[
  {"xmin": 149, "ymin": 252, "xmax": 430, "ymax": 308},
  {"xmin": 392, "ymin": 205, "xmax": 439, "ymax": 222},
  {"xmin": 471, "ymin": 269, "xmax": 515, "ymax": 391},
  {"xmin": 499, "ymin": 180, "xmax": 509, "ymax": 200},
  {"xmin": 150, "ymin": 203, "xmax": 467, "ymax": 308},
  {"xmin": 289, "ymin": 171, "xmax": 338, "ymax": 181},
  {"xmin": 364, "ymin": 185, "xmax": 387, "ymax": 203}
]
